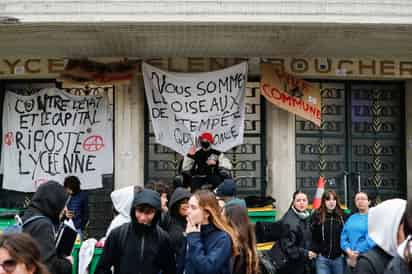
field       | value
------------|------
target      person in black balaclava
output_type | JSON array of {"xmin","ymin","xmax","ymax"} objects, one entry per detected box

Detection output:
[
  {"xmin": 22, "ymin": 181, "xmax": 72, "ymax": 274},
  {"xmin": 96, "ymin": 188, "xmax": 176, "ymax": 274},
  {"xmin": 182, "ymin": 132, "xmax": 232, "ymax": 192}
]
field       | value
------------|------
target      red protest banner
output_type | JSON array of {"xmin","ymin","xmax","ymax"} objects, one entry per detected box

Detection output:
[{"xmin": 260, "ymin": 63, "xmax": 321, "ymax": 127}]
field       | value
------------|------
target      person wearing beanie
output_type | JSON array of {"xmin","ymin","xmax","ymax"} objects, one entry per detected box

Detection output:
[
  {"xmin": 96, "ymin": 188, "xmax": 176, "ymax": 274},
  {"xmin": 215, "ymin": 179, "xmax": 246, "ymax": 210},
  {"xmin": 22, "ymin": 181, "xmax": 72, "ymax": 274},
  {"xmin": 182, "ymin": 132, "xmax": 232, "ymax": 192}
]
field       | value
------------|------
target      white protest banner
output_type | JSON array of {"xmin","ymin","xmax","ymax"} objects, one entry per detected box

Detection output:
[
  {"xmin": 1, "ymin": 88, "xmax": 113, "ymax": 192},
  {"xmin": 143, "ymin": 62, "xmax": 247, "ymax": 156}
]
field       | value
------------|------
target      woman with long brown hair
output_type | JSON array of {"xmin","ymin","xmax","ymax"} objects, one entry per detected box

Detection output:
[
  {"xmin": 312, "ymin": 190, "xmax": 348, "ymax": 274},
  {"xmin": 224, "ymin": 204, "xmax": 260, "ymax": 274},
  {"xmin": 0, "ymin": 233, "xmax": 50, "ymax": 274},
  {"xmin": 177, "ymin": 190, "xmax": 239, "ymax": 274}
]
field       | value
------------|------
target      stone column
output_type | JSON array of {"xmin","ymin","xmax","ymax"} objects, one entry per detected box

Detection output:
[
  {"xmin": 114, "ymin": 76, "xmax": 145, "ymax": 189},
  {"xmin": 266, "ymin": 102, "xmax": 296, "ymax": 217}
]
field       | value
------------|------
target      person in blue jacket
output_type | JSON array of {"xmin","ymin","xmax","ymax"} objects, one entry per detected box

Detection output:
[
  {"xmin": 340, "ymin": 192, "xmax": 375, "ymax": 273},
  {"xmin": 178, "ymin": 190, "xmax": 239, "ymax": 274},
  {"xmin": 63, "ymin": 176, "xmax": 89, "ymax": 239}
]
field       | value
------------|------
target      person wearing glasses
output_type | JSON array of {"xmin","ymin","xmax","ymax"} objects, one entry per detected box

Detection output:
[{"xmin": 0, "ymin": 233, "xmax": 50, "ymax": 274}]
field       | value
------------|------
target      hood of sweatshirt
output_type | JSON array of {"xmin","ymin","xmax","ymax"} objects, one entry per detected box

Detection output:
[
  {"xmin": 111, "ymin": 185, "xmax": 135, "ymax": 218},
  {"xmin": 29, "ymin": 181, "xmax": 68, "ymax": 223},
  {"xmin": 369, "ymin": 198, "xmax": 406, "ymax": 256}
]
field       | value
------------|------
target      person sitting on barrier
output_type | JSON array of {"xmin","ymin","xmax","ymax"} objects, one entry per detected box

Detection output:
[{"xmin": 182, "ymin": 132, "xmax": 232, "ymax": 193}]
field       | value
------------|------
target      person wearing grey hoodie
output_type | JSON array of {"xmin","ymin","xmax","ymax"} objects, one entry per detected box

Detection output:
[
  {"xmin": 354, "ymin": 199, "xmax": 412, "ymax": 274},
  {"xmin": 105, "ymin": 185, "xmax": 142, "ymax": 238}
]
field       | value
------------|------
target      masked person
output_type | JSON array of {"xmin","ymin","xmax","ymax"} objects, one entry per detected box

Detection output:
[
  {"xmin": 182, "ymin": 132, "xmax": 232, "ymax": 192},
  {"xmin": 96, "ymin": 188, "xmax": 176, "ymax": 274}
]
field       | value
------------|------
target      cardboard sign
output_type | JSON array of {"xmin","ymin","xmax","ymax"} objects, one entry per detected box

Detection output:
[{"xmin": 261, "ymin": 63, "xmax": 321, "ymax": 126}]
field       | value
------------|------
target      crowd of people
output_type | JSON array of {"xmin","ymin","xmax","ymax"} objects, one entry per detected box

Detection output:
[
  {"xmin": 3, "ymin": 178, "xmax": 412, "ymax": 274},
  {"xmin": 2, "ymin": 133, "xmax": 412, "ymax": 274}
]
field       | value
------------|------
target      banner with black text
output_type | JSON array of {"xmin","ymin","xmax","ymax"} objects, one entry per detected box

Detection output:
[
  {"xmin": 1, "ymin": 88, "xmax": 113, "ymax": 192},
  {"xmin": 143, "ymin": 62, "xmax": 247, "ymax": 156}
]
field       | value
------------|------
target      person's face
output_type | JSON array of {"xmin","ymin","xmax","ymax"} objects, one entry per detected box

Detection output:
[
  {"xmin": 325, "ymin": 194, "xmax": 337, "ymax": 210},
  {"xmin": 355, "ymin": 193, "xmax": 370, "ymax": 212},
  {"xmin": 160, "ymin": 193, "xmax": 168, "ymax": 210},
  {"xmin": 218, "ymin": 199, "xmax": 225, "ymax": 213},
  {"xmin": 178, "ymin": 199, "xmax": 189, "ymax": 217},
  {"xmin": 200, "ymin": 139, "xmax": 211, "ymax": 150},
  {"xmin": 134, "ymin": 206, "xmax": 156, "ymax": 225},
  {"xmin": 293, "ymin": 193, "xmax": 308, "ymax": 212},
  {"xmin": 64, "ymin": 187, "xmax": 73, "ymax": 195},
  {"xmin": 188, "ymin": 196, "xmax": 209, "ymax": 225},
  {"xmin": 0, "ymin": 248, "xmax": 34, "ymax": 274}
]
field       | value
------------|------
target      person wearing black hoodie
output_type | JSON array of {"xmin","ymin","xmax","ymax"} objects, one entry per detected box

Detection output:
[
  {"xmin": 167, "ymin": 187, "xmax": 191, "ymax": 259},
  {"xmin": 22, "ymin": 181, "xmax": 71, "ymax": 274},
  {"xmin": 311, "ymin": 190, "xmax": 348, "ymax": 274},
  {"xmin": 95, "ymin": 188, "xmax": 176, "ymax": 274}
]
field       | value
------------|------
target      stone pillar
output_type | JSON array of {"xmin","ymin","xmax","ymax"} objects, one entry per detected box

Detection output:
[
  {"xmin": 405, "ymin": 81, "xmax": 412, "ymax": 199},
  {"xmin": 266, "ymin": 102, "xmax": 296, "ymax": 218},
  {"xmin": 114, "ymin": 76, "xmax": 145, "ymax": 189}
]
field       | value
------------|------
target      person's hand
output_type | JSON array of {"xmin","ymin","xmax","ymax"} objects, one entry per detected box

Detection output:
[
  {"xmin": 188, "ymin": 146, "xmax": 196, "ymax": 156},
  {"xmin": 346, "ymin": 249, "xmax": 359, "ymax": 260},
  {"xmin": 185, "ymin": 216, "xmax": 200, "ymax": 234},
  {"xmin": 65, "ymin": 209, "xmax": 74, "ymax": 219},
  {"xmin": 308, "ymin": 251, "xmax": 317, "ymax": 260},
  {"xmin": 207, "ymin": 159, "xmax": 217, "ymax": 166}
]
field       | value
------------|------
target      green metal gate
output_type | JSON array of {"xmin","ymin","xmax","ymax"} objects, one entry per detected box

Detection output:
[{"xmin": 296, "ymin": 81, "xmax": 405, "ymax": 207}]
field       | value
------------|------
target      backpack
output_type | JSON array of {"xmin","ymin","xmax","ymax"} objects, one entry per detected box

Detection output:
[
  {"xmin": 358, "ymin": 247, "xmax": 392, "ymax": 274},
  {"xmin": 3, "ymin": 215, "xmax": 52, "ymax": 234}
]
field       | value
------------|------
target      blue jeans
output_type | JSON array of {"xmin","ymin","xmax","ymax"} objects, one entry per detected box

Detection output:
[{"xmin": 316, "ymin": 255, "xmax": 345, "ymax": 274}]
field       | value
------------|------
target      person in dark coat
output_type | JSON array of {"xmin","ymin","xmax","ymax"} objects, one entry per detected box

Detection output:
[
  {"xmin": 177, "ymin": 190, "xmax": 239, "ymax": 274},
  {"xmin": 167, "ymin": 187, "xmax": 191, "ymax": 258},
  {"xmin": 311, "ymin": 190, "xmax": 349, "ymax": 274},
  {"xmin": 95, "ymin": 188, "xmax": 176, "ymax": 274},
  {"xmin": 277, "ymin": 190, "xmax": 316, "ymax": 274},
  {"xmin": 63, "ymin": 176, "xmax": 89, "ymax": 239},
  {"xmin": 22, "ymin": 181, "xmax": 71, "ymax": 274}
]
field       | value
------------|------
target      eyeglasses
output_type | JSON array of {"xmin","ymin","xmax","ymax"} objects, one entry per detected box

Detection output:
[{"xmin": 0, "ymin": 259, "xmax": 17, "ymax": 273}]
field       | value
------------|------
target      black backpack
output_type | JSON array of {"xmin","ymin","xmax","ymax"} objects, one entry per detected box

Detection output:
[{"xmin": 358, "ymin": 247, "xmax": 393, "ymax": 274}]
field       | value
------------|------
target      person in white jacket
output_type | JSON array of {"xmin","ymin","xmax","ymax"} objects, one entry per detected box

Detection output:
[{"xmin": 105, "ymin": 185, "xmax": 141, "ymax": 238}]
